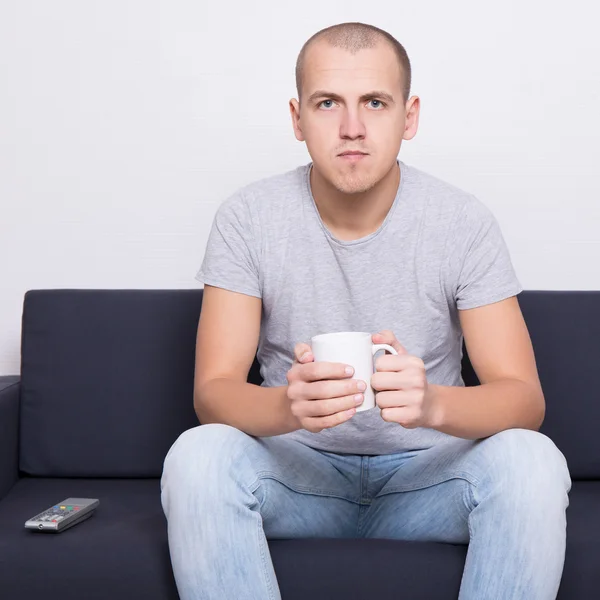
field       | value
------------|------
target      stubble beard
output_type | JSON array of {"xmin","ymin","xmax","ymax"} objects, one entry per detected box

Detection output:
[{"xmin": 332, "ymin": 168, "xmax": 378, "ymax": 195}]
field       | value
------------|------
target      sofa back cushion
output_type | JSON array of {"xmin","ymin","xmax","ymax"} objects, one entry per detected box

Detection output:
[
  {"xmin": 19, "ymin": 289, "xmax": 599, "ymax": 479},
  {"xmin": 20, "ymin": 290, "xmax": 201, "ymax": 477},
  {"xmin": 518, "ymin": 291, "xmax": 600, "ymax": 479}
]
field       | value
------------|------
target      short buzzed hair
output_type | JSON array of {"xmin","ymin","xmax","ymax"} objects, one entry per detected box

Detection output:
[{"xmin": 295, "ymin": 22, "xmax": 412, "ymax": 105}]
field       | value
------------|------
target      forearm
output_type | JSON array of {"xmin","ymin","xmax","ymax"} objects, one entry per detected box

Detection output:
[
  {"xmin": 428, "ymin": 378, "xmax": 545, "ymax": 440},
  {"xmin": 194, "ymin": 378, "xmax": 303, "ymax": 438}
]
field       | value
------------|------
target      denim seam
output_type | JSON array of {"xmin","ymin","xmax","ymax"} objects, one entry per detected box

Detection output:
[
  {"xmin": 356, "ymin": 457, "xmax": 370, "ymax": 536},
  {"xmin": 249, "ymin": 477, "xmax": 269, "ymax": 515},
  {"xmin": 449, "ymin": 477, "xmax": 476, "ymax": 529},
  {"xmin": 357, "ymin": 504, "xmax": 369, "ymax": 538},
  {"xmin": 375, "ymin": 470, "xmax": 481, "ymax": 497},
  {"xmin": 254, "ymin": 470, "xmax": 360, "ymax": 504},
  {"xmin": 248, "ymin": 477, "xmax": 277, "ymax": 599},
  {"xmin": 359, "ymin": 457, "xmax": 365, "ymax": 501},
  {"xmin": 466, "ymin": 477, "xmax": 478, "ymax": 511},
  {"xmin": 361, "ymin": 457, "xmax": 371, "ymax": 502},
  {"xmin": 466, "ymin": 480, "xmax": 478, "ymax": 543},
  {"xmin": 256, "ymin": 510, "xmax": 277, "ymax": 600}
]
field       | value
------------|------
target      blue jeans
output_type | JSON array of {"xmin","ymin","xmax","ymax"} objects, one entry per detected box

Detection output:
[{"xmin": 161, "ymin": 424, "xmax": 571, "ymax": 600}]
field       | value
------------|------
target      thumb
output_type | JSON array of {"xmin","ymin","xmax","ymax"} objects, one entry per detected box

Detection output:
[{"xmin": 293, "ymin": 342, "xmax": 314, "ymax": 364}]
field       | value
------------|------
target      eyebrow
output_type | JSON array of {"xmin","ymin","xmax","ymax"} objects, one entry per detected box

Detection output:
[{"xmin": 307, "ymin": 90, "xmax": 396, "ymax": 105}]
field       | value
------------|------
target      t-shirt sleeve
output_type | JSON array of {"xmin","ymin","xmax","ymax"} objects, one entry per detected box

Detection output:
[
  {"xmin": 451, "ymin": 197, "xmax": 523, "ymax": 310},
  {"xmin": 195, "ymin": 191, "xmax": 262, "ymax": 298}
]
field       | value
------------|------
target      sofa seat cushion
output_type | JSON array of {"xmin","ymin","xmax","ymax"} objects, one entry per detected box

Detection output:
[
  {"xmin": 0, "ymin": 477, "xmax": 179, "ymax": 600},
  {"xmin": 0, "ymin": 478, "xmax": 597, "ymax": 599}
]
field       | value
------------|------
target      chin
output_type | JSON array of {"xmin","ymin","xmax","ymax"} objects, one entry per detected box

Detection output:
[{"xmin": 332, "ymin": 172, "xmax": 379, "ymax": 195}]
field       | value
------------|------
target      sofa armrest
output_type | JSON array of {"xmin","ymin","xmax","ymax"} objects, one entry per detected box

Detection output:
[{"xmin": 0, "ymin": 376, "xmax": 20, "ymax": 501}]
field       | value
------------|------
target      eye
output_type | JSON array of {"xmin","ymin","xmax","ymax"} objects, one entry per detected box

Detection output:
[
  {"xmin": 369, "ymin": 99, "xmax": 385, "ymax": 109},
  {"xmin": 319, "ymin": 99, "xmax": 335, "ymax": 109}
]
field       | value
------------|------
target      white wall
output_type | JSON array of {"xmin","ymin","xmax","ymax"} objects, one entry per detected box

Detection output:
[{"xmin": 1, "ymin": 0, "xmax": 599, "ymax": 375}]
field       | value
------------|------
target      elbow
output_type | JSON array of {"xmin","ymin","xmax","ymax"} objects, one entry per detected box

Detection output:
[
  {"xmin": 534, "ymin": 400, "xmax": 546, "ymax": 431},
  {"xmin": 529, "ymin": 385, "xmax": 546, "ymax": 431},
  {"xmin": 511, "ymin": 378, "xmax": 545, "ymax": 432},
  {"xmin": 193, "ymin": 378, "xmax": 226, "ymax": 425},
  {"xmin": 193, "ymin": 384, "xmax": 211, "ymax": 424}
]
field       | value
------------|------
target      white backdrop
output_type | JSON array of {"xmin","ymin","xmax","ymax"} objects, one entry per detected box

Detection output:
[{"xmin": 1, "ymin": 0, "xmax": 599, "ymax": 375}]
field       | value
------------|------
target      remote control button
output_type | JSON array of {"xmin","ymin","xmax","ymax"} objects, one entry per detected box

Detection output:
[
  {"xmin": 74, "ymin": 507, "xmax": 80, "ymax": 511},
  {"xmin": 60, "ymin": 506, "xmax": 66, "ymax": 510},
  {"xmin": 67, "ymin": 506, "xmax": 73, "ymax": 510}
]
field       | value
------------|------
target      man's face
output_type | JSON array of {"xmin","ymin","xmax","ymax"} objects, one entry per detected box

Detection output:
[{"xmin": 290, "ymin": 41, "xmax": 419, "ymax": 194}]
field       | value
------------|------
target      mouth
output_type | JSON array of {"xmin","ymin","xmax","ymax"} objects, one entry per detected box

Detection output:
[{"xmin": 338, "ymin": 151, "xmax": 368, "ymax": 162}]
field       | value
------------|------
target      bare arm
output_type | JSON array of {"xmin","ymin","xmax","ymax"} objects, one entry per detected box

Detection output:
[
  {"xmin": 194, "ymin": 285, "xmax": 302, "ymax": 437},
  {"xmin": 428, "ymin": 296, "xmax": 545, "ymax": 439},
  {"xmin": 194, "ymin": 285, "xmax": 365, "ymax": 437}
]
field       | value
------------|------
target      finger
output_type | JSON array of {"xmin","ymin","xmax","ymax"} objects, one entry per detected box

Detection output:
[
  {"xmin": 301, "ymin": 377, "xmax": 366, "ymax": 400},
  {"xmin": 372, "ymin": 330, "xmax": 408, "ymax": 355},
  {"xmin": 293, "ymin": 377, "xmax": 364, "ymax": 401},
  {"xmin": 302, "ymin": 361, "xmax": 355, "ymax": 383},
  {"xmin": 296, "ymin": 393, "xmax": 364, "ymax": 418},
  {"xmin": 293, "ymin": 342, "xmax": 313, "ymax": 363},
  {"xmin": 380, "ymin": 406, "xmax": 407, "ymax": 424},
  {"xmin": 376, "ymin": 389, "xmax": 421, "ymax": 409},
  {"xmin": 303, "ymin": 407, "xmax": 357, "ymax": 432},
  {"xmin": 371, "ymin": 371, "xmax": 401, "ymax": 392},
  {"xmin": 380, "ymin": 406, "xmax": 419, "ymax": 428},
  {"xmin": 374, "ymin": 354, "xmax": 424, "ymax": 373},
  {"xmin": 372, "ymin": 370, "xmax": 425, "ymax": 392}
]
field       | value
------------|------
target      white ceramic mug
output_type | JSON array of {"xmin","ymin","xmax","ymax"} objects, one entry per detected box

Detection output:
[{"xmin": 310, "ymin": 331, "xmax": 398, "ymax": 412}]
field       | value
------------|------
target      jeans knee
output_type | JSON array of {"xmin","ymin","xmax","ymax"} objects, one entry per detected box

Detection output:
[
  {"xmin": 161, "ymin": 424, "xmax": 256, "ymax": 496},
  {"xmin": 482, "ymin": 428, "xmax": 571, "ymax": 509}
]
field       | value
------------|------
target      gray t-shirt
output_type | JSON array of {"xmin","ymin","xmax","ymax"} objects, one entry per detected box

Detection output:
[{"xmin": 196, "ymin": 159, "xmax": 523, "ymax": 454}]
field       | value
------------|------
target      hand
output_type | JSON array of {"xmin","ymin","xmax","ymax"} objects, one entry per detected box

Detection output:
[
  {"xmin": 371, "ymin": 330, "xmax": 441, "ymax": 429},
  {"xmin": 286, "ymin": 342, "xmax": 367, "ymax": 433}
]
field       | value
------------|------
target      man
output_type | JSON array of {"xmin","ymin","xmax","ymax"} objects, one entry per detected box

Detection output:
[{"xmin": 161, "ymin": 22, "xmax": 571, "ymax": 600}]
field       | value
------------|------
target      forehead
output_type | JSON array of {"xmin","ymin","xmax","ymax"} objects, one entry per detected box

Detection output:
[{"xmin": 302, "ymin": 41, "xmax": 402, "ymax": 95}]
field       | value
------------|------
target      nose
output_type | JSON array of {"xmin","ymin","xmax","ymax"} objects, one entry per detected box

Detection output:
[{"xmin": 339, "ymin": 107, "xmax": 366, "ymax": 140}]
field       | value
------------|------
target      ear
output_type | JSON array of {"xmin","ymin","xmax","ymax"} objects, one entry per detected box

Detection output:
[
  {"xmin": 403, "ymin": 95, "xmax": 420, "ymax": 141},
  {"xmin": 289, "ymin": 98, "xmax": 305, "ymax": 142}
]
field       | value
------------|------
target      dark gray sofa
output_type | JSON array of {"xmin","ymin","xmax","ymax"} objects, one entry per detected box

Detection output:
[{"xmin": 0, "ymin": 289, "xmax": 598, "ymax": 599}]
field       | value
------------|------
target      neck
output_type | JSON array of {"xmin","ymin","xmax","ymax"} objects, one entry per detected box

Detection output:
[{"xmin": 309, "ymin": 161, "xmax": 401, "ymax": 241}]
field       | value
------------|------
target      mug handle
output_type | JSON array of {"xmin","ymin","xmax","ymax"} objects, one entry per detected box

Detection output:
[
  {"xmin": 371, "ymin": 345, "xmax": 398, "ymax": 396},
  {"xmin": 371, "ymin": 344, "xmax": 398, "ymax": 379},
  {"xmin": 372, "ymin": 344, "xmax": 398, "ymax": 362}
]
